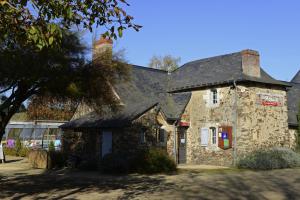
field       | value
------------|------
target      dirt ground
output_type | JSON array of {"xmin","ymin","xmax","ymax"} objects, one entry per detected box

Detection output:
[{"xmin": 1, "ymin": 156, "xmax": 300, "ymax": 200}]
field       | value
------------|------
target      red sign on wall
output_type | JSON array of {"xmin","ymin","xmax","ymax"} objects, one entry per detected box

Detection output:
[{"xmin": 179, "ymin": 114, "xmax": 190, "ymax": 127}]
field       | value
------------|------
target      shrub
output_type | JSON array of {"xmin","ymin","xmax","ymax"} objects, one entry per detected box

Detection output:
[
  {"xmin": 101, "ymin": 152, "xmax": 133, "ymax": 174},
  {"xmin": 18, "ymin": 147, "xmax": 29, "ymax": 157},
  {"xmin": 15, "ymin": 137, "xmax": 22, "ymax": 154},
  {"xmin": 49, "ymin": 151, "xmax": 67, "ymax": 169},
  {"xmin": 135, "ymin": 148, "xmax": 177, "ymax": 174},
  {"xmin": 237, "ymin": 147, "xmax": 300, "ymax": 170},
  {"xmin": 78, "ymin": 156, "xmax": 98, "ymax": 171},
  {"xmin": 48, "ymin": 141, "xmax": 55, "ymax": 152},
  {"xmin": 101, "ymin": 148, "xmax": 176, "ymax": 174},
  {"xmin": 3, "ymin": 146, "xmax": 17, "ymax": 156},
  {"xmin": 3, "ymin": 145, "xmax": 29, "ymax": 157}
]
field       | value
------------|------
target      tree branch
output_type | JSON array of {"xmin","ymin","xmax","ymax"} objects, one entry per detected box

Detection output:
[{"xmin": 0, "ymin": 83, "xmax": 16, "ymax": 94}]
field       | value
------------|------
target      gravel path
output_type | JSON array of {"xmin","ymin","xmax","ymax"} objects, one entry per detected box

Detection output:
[{"xmin": 1, "ymin": 156, "xmax": 300, "ymax": 200}]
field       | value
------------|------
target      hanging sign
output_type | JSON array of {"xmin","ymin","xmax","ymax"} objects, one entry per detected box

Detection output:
[
  {"xmin": 179, "ymin": 114, "xmax": 190, "ymax": 127},
  {"xmin": 256, "ymin": 93, "xmax": 283, "ymax": 107}
]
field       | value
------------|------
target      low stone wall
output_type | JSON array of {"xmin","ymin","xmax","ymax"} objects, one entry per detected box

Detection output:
[{"xmin": 28, "ymin": 150, "xmax": 49, "ymax": 169}]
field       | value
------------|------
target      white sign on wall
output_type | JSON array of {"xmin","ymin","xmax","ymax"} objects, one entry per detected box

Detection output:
[{"xmin": 256, "ymin": 93, "xmax": 284, "ymax": 107}]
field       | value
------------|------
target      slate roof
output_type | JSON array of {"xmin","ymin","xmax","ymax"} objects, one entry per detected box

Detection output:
[
  {"xmin": 62, "ymin": 50, "xmax": 295, "ymax": 129},
  {"xmin": 170, "ymin": 52, "xmax": 289, "ymax": 92},
  {"xmin": 292, "ymin": 70, "xmax": 300, "ymax": 83},
  {"xmin": 287, "ymin": 71, "xmax": 300, "ymax": 127},
  {"xmin": 62, "ymin": 65, "xmax": 191, "ymax": 129},
  {"xmin": 60, "ymin": 102, "xmax": 158, "ymax": 129}
]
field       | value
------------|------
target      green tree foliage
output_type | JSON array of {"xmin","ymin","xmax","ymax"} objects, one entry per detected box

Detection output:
[
  {"xmin": 0, "ymin": 1, "xmax": 139, "ymax": 142},
  {"xmin": 0, "ymin": 32, "xmax": 129, "ymax": 142},
  {"xmin": 27, "ymin": 96, "xmax": 78, "ymax": 121},
  {"xmin": 0, "ymin": 0, "xmax": 141, "ymax": 49},
  {"xmin": 148, "ymin": 55, "xmax": 181, "ymax": 73}
]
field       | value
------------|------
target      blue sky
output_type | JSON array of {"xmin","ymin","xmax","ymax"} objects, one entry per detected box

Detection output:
[{"xmin": 85, "ymin": 0, "xmax": 300, "ymax": 81}]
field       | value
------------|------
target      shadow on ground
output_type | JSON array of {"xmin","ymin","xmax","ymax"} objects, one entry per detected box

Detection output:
[
  {"xmin": 1, "ymin": 165, "xmax": 300, "ymax": 199},
  {"xmin": 0, "ymin": 170, "xmax": 175, "ymax": 200}
]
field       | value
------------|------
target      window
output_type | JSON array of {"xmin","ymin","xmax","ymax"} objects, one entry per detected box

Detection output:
[
  {"xmin": 210, "ymin": 127, "xmax": 217, "ymax": 145},
  {"xmin": 200, "ymin": 128, "xmax": 209, "ymax": 146},
  {"xmin": 140, "ymin": 131, "xmax": 146, "ymax": 144},
  {"xmin": 211, "ymin": 89, "xmax": 218, "ymax": 105},
  {"xmin": 159, "ymin": 128, "xmax": 165, "ymax": 143}
]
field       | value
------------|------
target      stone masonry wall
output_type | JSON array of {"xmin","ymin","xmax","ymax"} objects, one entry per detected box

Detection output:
[
  {"xmin": 183, "ymin": 86, "xmax": 235, "ymax": 166},
  {"xmin": 157, "ymin": 112, "xmax": 176, "ymax": 159},
  {"xmin": 180, "ymin": 84, "xmax": 291, "ymax": 166},
  {"xmin": 237, "ymin": 84, "xmax": 290, "ymax": 156},
  {"xmin": 288, "ymin": 128, "xmax": 297, "ymax": 150}
]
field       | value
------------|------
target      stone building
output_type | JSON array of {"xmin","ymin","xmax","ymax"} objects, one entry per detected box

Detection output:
[{"xmin": 61, "ymin": 39, "xmax": 299, "ymax": 166}]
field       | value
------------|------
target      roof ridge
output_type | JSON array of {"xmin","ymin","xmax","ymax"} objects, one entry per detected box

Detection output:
[
  {"xmin": 131, "ymin": 65, "xmax": 169, "ymax": 73},
  {"xmin": 171, "ymin": 51, "xmax": 242, "ymax": 73}
]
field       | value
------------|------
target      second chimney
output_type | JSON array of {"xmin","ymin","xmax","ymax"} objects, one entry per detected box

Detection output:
[
  {"xmin": 241, "ymin": 49, "xmax": 261, "ymax": 78},
  {"xmin": 93, "ymin": 36, "xmax": 113, "ymax": 61}
]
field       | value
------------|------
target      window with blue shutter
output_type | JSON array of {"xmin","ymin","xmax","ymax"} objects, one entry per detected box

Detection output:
[{"xmin": 200, "ymin": 128, "xmax": 209, "ymax": 146}]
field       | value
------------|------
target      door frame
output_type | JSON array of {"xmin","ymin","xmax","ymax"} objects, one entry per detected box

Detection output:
[{"xmin": 177, "ymin": 127, "xmax": 187, "ymax": 164}]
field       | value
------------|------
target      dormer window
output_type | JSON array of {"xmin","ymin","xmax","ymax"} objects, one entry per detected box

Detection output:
[{"xmin": 211, "ymin": 89, "xmax": 218, "ymax": 105}]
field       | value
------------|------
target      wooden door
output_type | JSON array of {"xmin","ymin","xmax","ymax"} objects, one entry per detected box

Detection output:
[{"xmin": 102, "ymin": 131, "xmax": 112, "ymax": 158}]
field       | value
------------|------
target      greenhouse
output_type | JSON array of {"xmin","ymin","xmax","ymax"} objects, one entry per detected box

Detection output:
[{"xmin": 2, "ymin": 121, "xmax": 66, "ymax": 150}]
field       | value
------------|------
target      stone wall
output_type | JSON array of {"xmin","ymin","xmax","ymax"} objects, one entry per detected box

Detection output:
[
  {"xmin": 61, "ymin": 106, "xmax": 166, "ymax": 167},
  {"xmin": 178, "ymin": 83, "xmax": 291, "ymax": 166},
  {"xmin": 183, "ymin": 86, "xmax": 235, "ymax": 166},
  {"xmin": 62, "ymin": 129, "xmax": 100, "ymax": 161},
  {"xmin": 157, "ymin": 112, "xmax": 176, "ymax": 159},
  {"xmin": 288, "ymin": 127, "xmax": 298, "ymax": 150},
  {"xmin": 113, "ymin": 106, "xmax": 161, "ymax": 154},
  {"xmin": 237, "ymin": 84, "xmax": 290, "ymax": 155}
]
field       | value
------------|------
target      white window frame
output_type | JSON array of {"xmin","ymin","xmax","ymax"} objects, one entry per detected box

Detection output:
[
  {"xmin": 210, "ymin": 127, "xmax": 217, "ymax": 146},
  {"xmin": 211, "ymin": 89, "xmax": 218, "ymax": 105},
  {"xmin": 200, "ymin": 128, "xmax": 209, "ymax": 147}
]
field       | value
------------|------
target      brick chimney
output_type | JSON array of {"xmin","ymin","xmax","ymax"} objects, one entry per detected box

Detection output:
[
  {"xmin": 241, "ymin": 49, "xmax": 261, "ymax": 78},
  {"xmin": 93, "ymin": 36, "xmax": 113, "ymax": 61}
]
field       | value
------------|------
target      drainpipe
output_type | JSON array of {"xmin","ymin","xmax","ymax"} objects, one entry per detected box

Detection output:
[
  {"xmin": 173, "ymin": 120, "xmax": 178, "ymax": 164},
  {"xmin": 233, "ymin": 80, "xmax": 238, "ymax": 166}
]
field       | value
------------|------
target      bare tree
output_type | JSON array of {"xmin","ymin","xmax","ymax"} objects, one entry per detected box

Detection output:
[{"xmin": 148, "ymin": 55, "xmax": 181, "ymax": 73}]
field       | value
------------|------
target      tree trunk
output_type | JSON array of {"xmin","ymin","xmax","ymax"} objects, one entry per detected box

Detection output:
[{"xmin": 0, "ymin": 98, "xmax": 27, "ymax": 143}]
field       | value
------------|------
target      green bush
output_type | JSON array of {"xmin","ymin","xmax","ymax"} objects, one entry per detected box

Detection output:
[
  {"xmin": 102, "ymin": 152, "xmax": 133, "ymax": 174},
  {"xmin": 136, "ymin": 148, "xmax": 177, "ymax": 174},
  {"xmin": 18, "ymin": 147, "xmax": 29, "ymax": 157},
  {"xmin": 49, "ymin": 151, "xmax": 67, "ymax": 169},
  {"xmin": 101, "ymin": 148, "xmax": 177, "ymax": 174},
  {"xmin": 237, "ymin": 147, "xmax": 300, "ymax": 170},
  {"xmin": 76, "ymin": 156, "xmax": 98, "ymax": 171},
  {"xmin": 15, "ymin": 137, "xmax": 22, "ymax": 154},
  {"xmin": 3, "ymin": 146, "xmax": 17, "ymax": 156},
  {"xmin": 48, "ymin": 141, "xmax": 55, "ymax": 152},
  {"xmin": 3, "ymin": 143, "xmax": 29, "ymax": 157}
]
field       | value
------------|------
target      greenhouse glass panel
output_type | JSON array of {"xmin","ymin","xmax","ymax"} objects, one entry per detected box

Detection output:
[
  {"xmin": 20, "ymin": 128, "xmax": 34, "ymax": 140},
  {"xmin": 7, "ymin": 128, "xmax": 22, "ymax": 139},
  {"xmin": 33, "ymin": 128, "xmax": 47, "ymax": 140}
]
